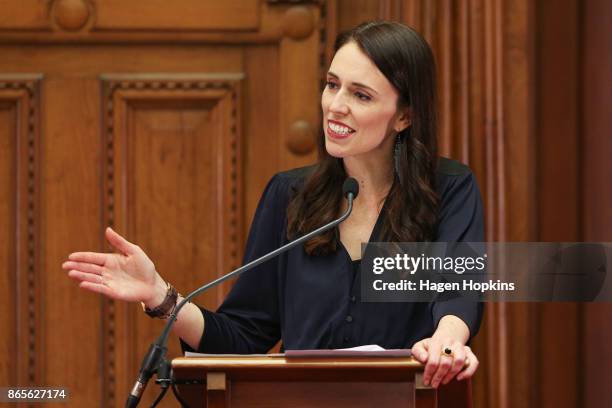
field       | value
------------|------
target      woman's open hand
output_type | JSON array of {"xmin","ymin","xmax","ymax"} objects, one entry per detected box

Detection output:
[{"xmin": 62, "ymin": 227, "xmax": 166, "ymax": 306}]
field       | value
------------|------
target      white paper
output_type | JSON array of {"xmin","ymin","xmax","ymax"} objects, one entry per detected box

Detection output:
[{"xmin": 335, "ymin": 344, "xmax": 386, "ymax": 351}]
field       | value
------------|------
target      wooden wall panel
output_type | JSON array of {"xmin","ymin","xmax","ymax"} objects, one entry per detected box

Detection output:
[
  {"xmin": 581, "ymin": 1, "xmax": 612, "ymax": 407},
  {"xmin": 102, "ymin": 76, "xmax": 243, "ymax": 407},
  {"xmin": 536, "ymin": 0, "xmax": 580, "ymax": 242},
  {"xmin": 244, "ymin": 46, "xmax": 280, "ymax": 226},
  {"xmin": 42, "ymin": 77, "xmax": 103, "ymax": 406},
  {"xmin": 0, "ymin": 77, "xmax": 41, "ymax": 390},
  {"xmin": 581, "ymin": 0, "xmax": 612, "ymax": 243},
  {"xmin": 0, "ymin": 1, "xmax": 320, "ymax": 406},
  {"xmin": 0, "ymin": 95, "xmax": 18, "ymax": 386},
  {"xmin": 534, "ymin": 1, "xmax": 581, "ymax": 408},
  {"xmin": 497, "ymin": 4, "xmax": 538, "ymax": 408}
]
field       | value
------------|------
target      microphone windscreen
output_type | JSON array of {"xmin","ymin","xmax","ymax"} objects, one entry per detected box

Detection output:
[{"xmin": 342, "ymin": 177, "xmax": 359, "ymax": 199}]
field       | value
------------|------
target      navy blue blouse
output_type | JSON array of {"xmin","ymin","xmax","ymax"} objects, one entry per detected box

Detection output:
[{"xmin": 184, "ymin": 157, "xmax": 484, "ymax": 353}]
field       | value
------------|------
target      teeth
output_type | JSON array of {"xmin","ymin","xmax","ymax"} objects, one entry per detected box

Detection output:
[{"xmin": 329, "ymin": 123, "xmax": 353, "ymax": 134}]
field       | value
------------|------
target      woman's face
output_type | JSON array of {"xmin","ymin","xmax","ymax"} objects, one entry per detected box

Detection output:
[{"xmin": 322, "ymin": 41, "xmax": 409, "ymax": 159}]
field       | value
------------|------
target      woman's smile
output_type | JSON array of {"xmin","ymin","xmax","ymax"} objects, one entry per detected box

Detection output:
[{"xmin": 327, "ymin": 119, "xmax": 356, "ymax": 140}]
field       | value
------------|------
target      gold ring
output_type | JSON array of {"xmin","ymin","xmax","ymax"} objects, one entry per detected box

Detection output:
[{"xmin": 441, "ymin": 347, "xmax": 453, "ymax": 358}]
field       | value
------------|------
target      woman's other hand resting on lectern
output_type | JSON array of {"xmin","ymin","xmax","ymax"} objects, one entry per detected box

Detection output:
[{"xmin": 410, "ymin": 316, "xmax": 480, "ymax": 388}]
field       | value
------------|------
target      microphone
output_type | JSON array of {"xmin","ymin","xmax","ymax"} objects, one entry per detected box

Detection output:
[
  {"xmin": 126, "ymin": 177, "xmax": 359, "ymax": 407},
  {"xmin": 342, "ymin": 177, "xmax": 359, "ymax": 201}
]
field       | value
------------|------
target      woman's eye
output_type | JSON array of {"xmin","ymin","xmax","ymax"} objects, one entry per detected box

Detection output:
[
  {"xmin": 326, "ymin": 81, "xmax": 338, "ymax": 89},
  {"xmin": 355, "ymin": 92, "xmax": 371, "ymax": 101}
]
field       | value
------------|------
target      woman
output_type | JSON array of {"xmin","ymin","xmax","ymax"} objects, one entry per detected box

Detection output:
[{"xmin": 63, "ymin": 21, "xmax": 482, "ymax": 389}]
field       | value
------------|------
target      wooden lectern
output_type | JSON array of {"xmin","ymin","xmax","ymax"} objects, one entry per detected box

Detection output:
[{"xmin": 172, "ymin": 355, "xmax": 471, "ymax": 408}]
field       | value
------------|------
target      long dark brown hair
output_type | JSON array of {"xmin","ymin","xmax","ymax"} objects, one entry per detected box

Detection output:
[{"xmin": 287, "ymin": 21, "xmax": 439, "ymax": 255}]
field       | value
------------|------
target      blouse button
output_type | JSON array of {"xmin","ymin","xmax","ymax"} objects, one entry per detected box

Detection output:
[
  {"xmin": 345, "ymin": 315, "xmax": 353, "ymax": 323},
  {"xmin": 350, "ymin": 295, "xmax": 356, "ymax": 303}
]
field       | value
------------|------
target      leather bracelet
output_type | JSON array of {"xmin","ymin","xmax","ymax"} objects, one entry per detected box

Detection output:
[{"xmin": 142, "ymin": 283, "xmax": 178, "ymax": 319}]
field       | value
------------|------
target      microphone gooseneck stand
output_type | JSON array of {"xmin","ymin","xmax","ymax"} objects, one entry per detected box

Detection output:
[{"xmin": 126, "ymin": 178, "xmax": 360, "ymax": 408}]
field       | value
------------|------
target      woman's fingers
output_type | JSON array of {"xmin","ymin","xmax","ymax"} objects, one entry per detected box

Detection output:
[
  {"xmin": 411, "ymin": 338, "xmax": 430, "ymax": 363},
  {"xmin": 456, "ymin": 346, "xmax": 479, "ymax": 381},
  {"xmin": 441, "ymin": 341, "xmax": 467, "ymax": 385},
  {"xmin": 429, "ymin": 342, "xmax": 455, "ymax": 388},
  {"xmin": 423, "ymin": 339, "xmax": 442, "ymax": 387},
  {"xmin": 62, "ymin": 260, "xmax": 103, "ymax": 275},
  {"xmin": 417, "ymin": 342, "xmax": 479, "ymax": 385},
  {"xmin": 68, "ymin": 251, "xmax": 107, "ymax": 265},
  {"xmin": 68, "ymin": 269, "xmax": 106, "ymax": 285},
  {"xmin": 105, "ymin": 227, "xmax": 135, "ymax": 256}
]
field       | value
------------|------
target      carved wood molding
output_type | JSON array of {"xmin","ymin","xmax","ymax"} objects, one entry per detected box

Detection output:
[
  {"xmin": 0, "ymin": 1, "xmax": 322, "ymax": 44},
  {"xmin": 50, "ymin": 0, "xmax": 94, "ymax": 32},
  {"xmin": 101, "ymin": 74, "xmax": 242, "ymax": 406},
  {"xmin": 0, "ymin": 74, "xmax": 42, "ymax": 385}
]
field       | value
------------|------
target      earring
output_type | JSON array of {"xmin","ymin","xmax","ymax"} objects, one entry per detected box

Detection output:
[{"xmin": 394, "ymin": 133, "xmax": 404, "ymax": 186}]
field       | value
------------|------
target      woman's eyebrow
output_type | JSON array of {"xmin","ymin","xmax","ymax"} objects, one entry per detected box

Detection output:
[{"xmin": 327, "ymin": 71, "xmax": 379, "ymax": 95}]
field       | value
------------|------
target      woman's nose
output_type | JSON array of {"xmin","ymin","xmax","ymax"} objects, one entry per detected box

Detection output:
[{"xmin": 329, "ymin": 92, "xmax": 349, "ymax": 115}]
